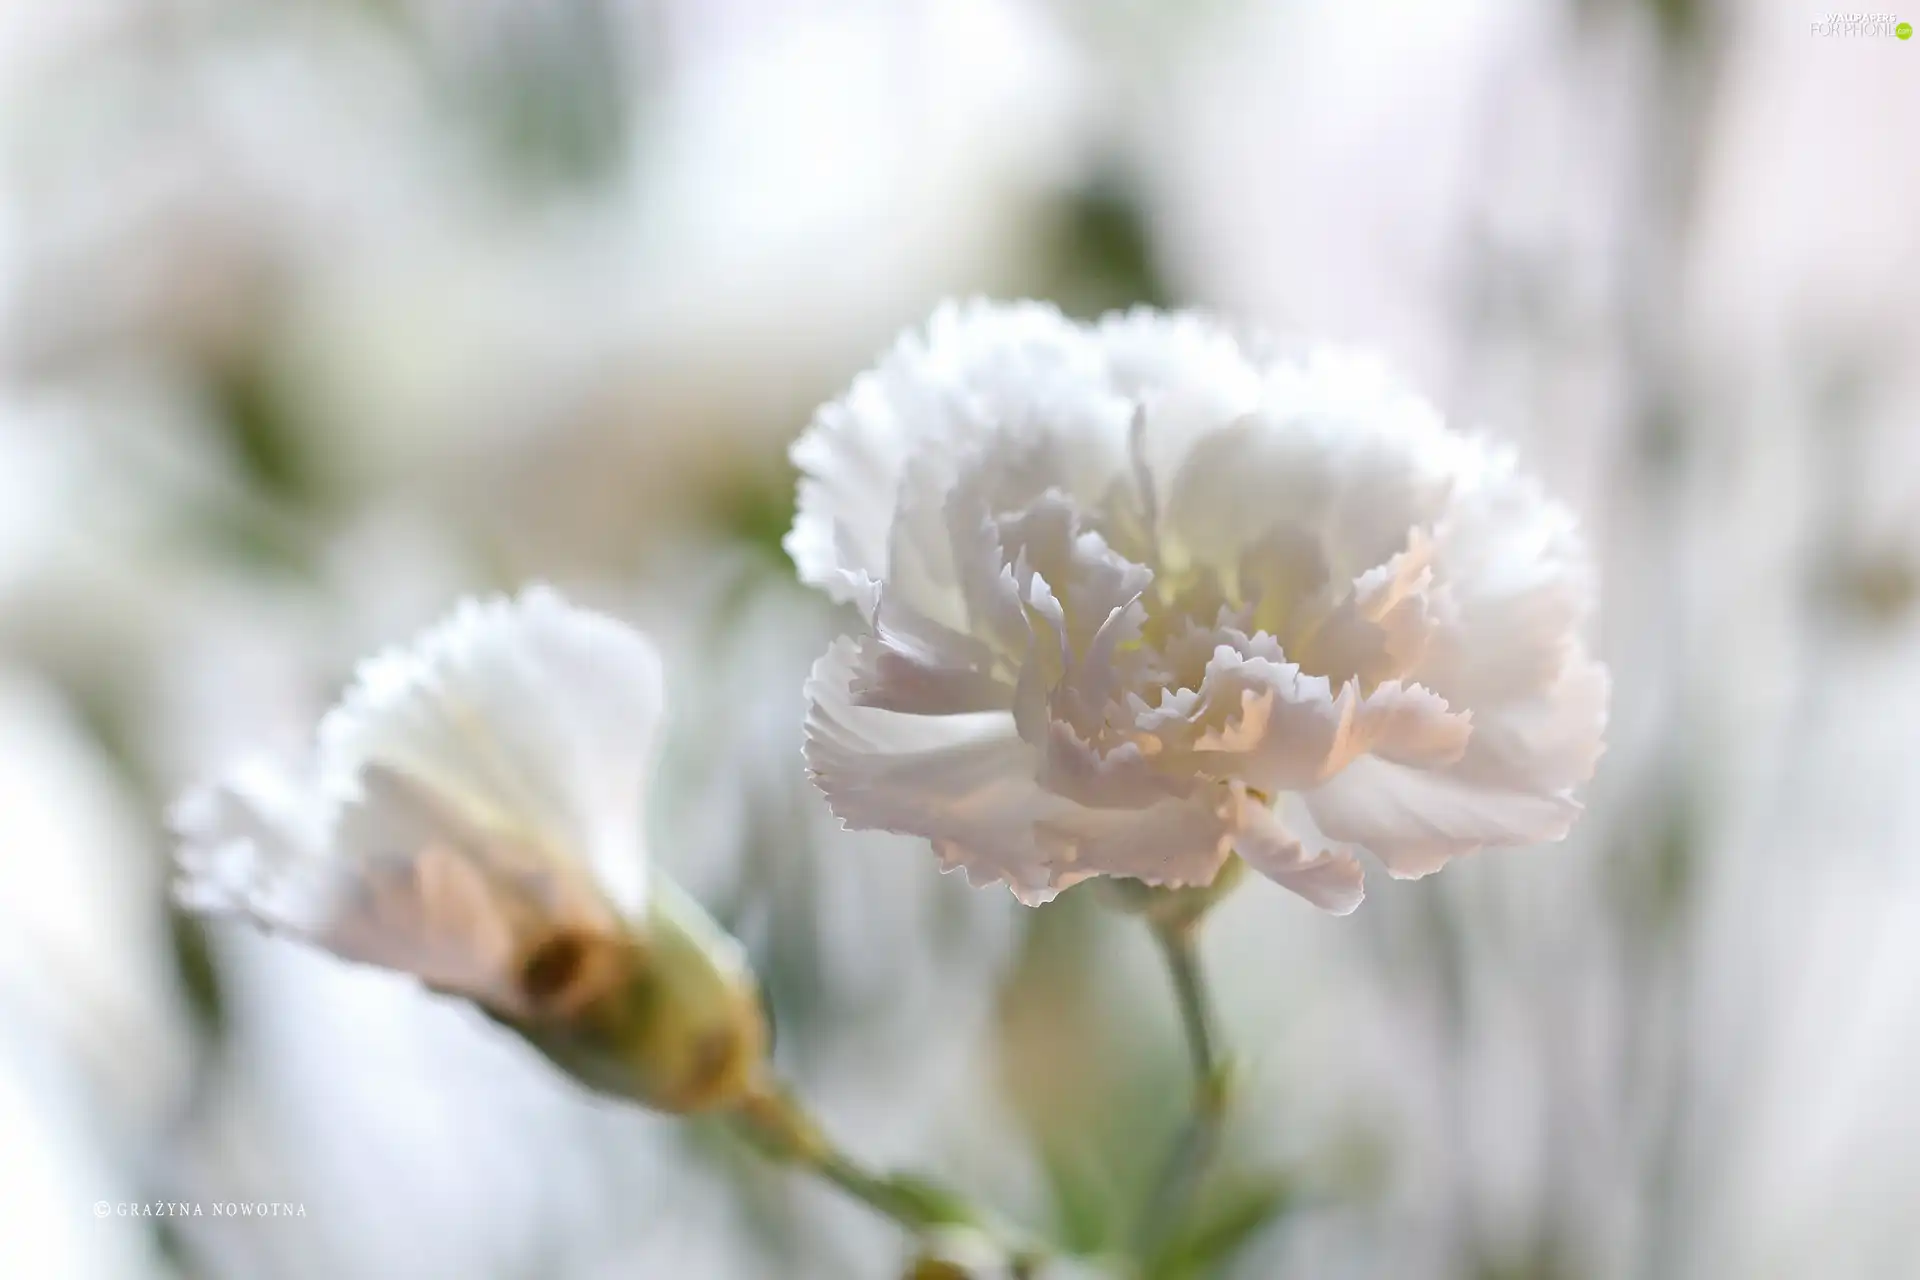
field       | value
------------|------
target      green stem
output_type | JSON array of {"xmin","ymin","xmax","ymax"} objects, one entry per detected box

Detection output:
[
  {"xmin": 732, "ymin": 1079, "xmax": 1045, "ymax": 1271},
  {"xmin": 1158, "ymin": 921, "xmax": 1220, "ymax": 1084},
  {"xmin": 1134, "ymin": 918, "xmax": 1232, "ymax": 1265}
]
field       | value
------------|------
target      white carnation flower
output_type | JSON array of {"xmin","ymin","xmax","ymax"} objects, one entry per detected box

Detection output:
[
  {"xmin": 789, "ymin": 300, "xmax": 1608, "ymax": 912},
  {"xmin": 171, "ymin": 586, "xmax": 666, "ymax": 1021}
]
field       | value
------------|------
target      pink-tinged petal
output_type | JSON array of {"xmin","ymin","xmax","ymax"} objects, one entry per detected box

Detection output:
[
  {"xmin": 324, "ymin": 767, "xmax": 622, "ymax": 1014},
  {"xmin": 808, "ymin": 638, "xmax": 1234, "ymax": 902},
  {"xmin": 1229, "ymin": 790, "xmax": 1365, "ymax": 914},
  {"xmin": 1351, "ymin": 680, "xmax": 1473, "ymax": 768},
  {"xmin": 996, "ymin": 492, "xmax": 1155, "ymax": 658},
  {"xmin": 941, "ymin": 478, "xmax": 1040, "ymax": 659},
  {"xmin": 806, "ymin": 640, "xmax": 1039, "ymax": 841},
  {"xmin": 1303, "ymin": 754, "xmax": 1582, "ymax": 879},
  {"xmin": 1024, "ymin": 796, "xmax": 1238, "ymax": 893},
  {"xmin": 1185, "ymin": 643, "xmax": 1357, "ymax": 792},
  {"xmin": 315, "ymin": 586, "xmax": 663, "ymax": 915},
  {"xmin": 1039, "ymin": 717, "xmax": 1183, "ymax": 810},
  {"xmin": 1291, "ymin": 529, "xmax": 1437, "ymax": 688},
  {"xmin": 851, "ymin": 601, "xmax": 1014, "ymax": 717}
]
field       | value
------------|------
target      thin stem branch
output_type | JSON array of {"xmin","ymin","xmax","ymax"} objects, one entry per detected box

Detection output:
[
  {"xmin": 1158, "ymin": 921, "xmax": 1220, "ymax": 1084},
  {"xmin": 1134, "ymin": 918, "xmax": 1232, "ymax": 1266},
  {"xmin": 731, "ymin": 1079, "xmax": 1044, "ymax": 1272}
]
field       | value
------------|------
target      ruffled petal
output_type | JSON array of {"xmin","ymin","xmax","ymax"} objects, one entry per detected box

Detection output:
[
  {"xmin": 180, "ymin": 764, "xmax": 624, "ymax": 1018},
  {"xmin": 1413, "ymin": 455, "xmax": 1595, "ymax": 706},
  {"xmin": 786, "ymin": 387, "xmax": 908, "ymax": 611},
  {"xmin": 1351, "ymin": 680, "xmax": 1473, "ymax": 768},
  {"xmin": 1303, "ymin": 754, "xmax": 1582, "ymax": 879},
  {"xmin": 1294, "ymin": 530, "xmax": 1438, "ymax": 688},
  {"xmin": 1183, "ymin": 642, "xmax": 1359, "ymax": 792},
  {"xmin": 806, "ymin": 638, "xmax": 1233, "ymax": 903},
  {"xmin": 1447, "ymin": 650, "xmax": 1609, "ymax": 792},
  {"xmin": 171, "ymin": 759, "xmax": 338, "ymax": 937},
  {"xmin": 851, "ymin": 605, "xmax": 1015, "ymax": 717},
  {"xmin": 787, "ymin": 298, "xmax": 1134, "ymax": 612},
  {"xmin": 317, "ymin": 586, "xmax": 664, "ymax": 914},
  {"xmin": 1094, "ymin": 308, "xmax": 1267, "ymax": 500},
  {"xmin": 1228, "ymin": 788, "xmax": 1365, "ymax": 914},
  {"xmin": 319, "ymin": 765, "xmax": 623, "ymax": 1014}
]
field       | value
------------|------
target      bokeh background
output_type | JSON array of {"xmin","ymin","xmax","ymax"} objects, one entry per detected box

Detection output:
[{"xmin": 2, "ymin": 1, "xmax": 1916, "ymax": 1276}]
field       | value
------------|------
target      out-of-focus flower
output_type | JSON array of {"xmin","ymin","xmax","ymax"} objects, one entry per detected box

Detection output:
[
  {"xmin": 275, "ymin": 0, "xmax": 1089, "ymax": 559},
  {"xmin": 0, "ymin": 667, "xmax": 190, "ymax": 1130},
  {"xmin": 0, "ymin": 666, "xmax": 187, "ymax": 1279},
  {"xmin": 0, "ymin": 0, "xmax": 1090, "ymax": 563},
  {"xmin": 791, "ymin": 300, "xmax": 1607, "ymax": 910},
  {"xmin": 171, "ymin": 586, "xmax": 765, "ymax": 1114},
  {"xmin": 0, "ymin": 0, "xmax": 459, "ymax": 380},
  {"xmin": 0, "ymin": 1019, "xmax": 178, "ymax": 1280}
]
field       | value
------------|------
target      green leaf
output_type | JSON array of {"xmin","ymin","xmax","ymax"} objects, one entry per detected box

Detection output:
[
  {"xmin": 881, "ymin": 1174, "xmax": 986, "ymax": 1229},
  {"xmin": 1147, "ymin": 1171, "xmax": 1294, "ymax": 1280}
]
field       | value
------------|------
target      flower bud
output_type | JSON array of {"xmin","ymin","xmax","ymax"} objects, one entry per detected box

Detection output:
[
  {"xmin": 902, "ymin": 1228, "xmax": 1029, "ymax": 1280},
  {"xmin": 170, "ymin": 588, "xmax": 770, "ymax": 1115},
  {"xmin": 500, "ymin": 877, "xmax": 768, "ymax": 1115}
]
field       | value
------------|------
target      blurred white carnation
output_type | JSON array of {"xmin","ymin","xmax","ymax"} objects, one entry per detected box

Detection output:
[
  {"xmin": 792, "ymin": 301, "xmax": 1607, "ymax": 910},
  {"xmin": 0, "ymin": 668, "xmax": 188, "ymax": 1279},
  {"xmin": 0, "ymin": 0, "xmax": 458, "ymax": 379},
  {"xmin": 281, "ymin": 0, "xmax": 1089, "ymax": 551},
  {"xmin": 0, "ymin": 0, "xmax": 1091, "ymax": 557},
  {"xmin": 0, "ymin": 668, "xmax": 190, "ymax": 1131},
  {"xmin": 0, "ymin": 1015, "xmax": 178, "ymax": 1280}
]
